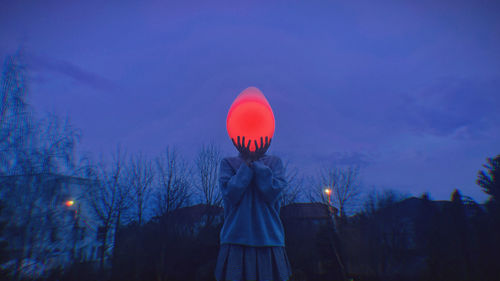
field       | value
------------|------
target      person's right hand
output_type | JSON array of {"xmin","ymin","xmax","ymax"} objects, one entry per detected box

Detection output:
[{"xmin": 231, "ymin": 136, "xmax": 252, "ymax": 164}]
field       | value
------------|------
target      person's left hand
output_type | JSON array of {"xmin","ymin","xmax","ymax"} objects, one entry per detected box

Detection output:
[{"xmin": 251, "ymin": 136, "xmax": 271, "ymax": 161}]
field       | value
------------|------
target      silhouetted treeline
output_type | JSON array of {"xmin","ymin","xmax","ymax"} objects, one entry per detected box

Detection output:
[
  {"xmin": 44, "ymin": 172, "xmax": 500, "ymax": 281},
  {"xmin": 73, "ymin": 203, "xmax": 347, "ymax": 281},
  {"xmin": 110, "ymin": 205, "xmax": 222, "ymax": 281},
  {"xmin": 341, "ymin": 189, "xmax": 498, "ymax": 281}
]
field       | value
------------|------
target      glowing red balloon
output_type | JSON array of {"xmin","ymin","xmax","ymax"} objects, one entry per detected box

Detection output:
[{"xmin": 227, "ymin": 87, "xmax": 275, "ymax": 152}]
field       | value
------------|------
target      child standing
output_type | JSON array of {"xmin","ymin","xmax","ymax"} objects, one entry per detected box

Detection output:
[{"xmin": 215, "ymin": 137, "xmax": 292, "ymax": 281}]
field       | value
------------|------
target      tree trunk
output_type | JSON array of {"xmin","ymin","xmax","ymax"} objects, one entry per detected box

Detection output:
[{"xmin": 100, "ymin": 226, "xmax": 109, "ymax": 270}]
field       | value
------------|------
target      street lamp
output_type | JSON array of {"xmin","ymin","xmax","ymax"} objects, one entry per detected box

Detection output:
[
  {"xmin": 322, "ymin": 187, "xmax": 348, "ymax": 279},
  {"xmin": 324, "ymin": 188, "xmax": 338, "ymax": 216},
  {"xmin": 65, "ymin": 200, "xmax": 76, "ymax": 218},
  {"xmin": 64, "ymin": 199, "xmax": 81, "ymax": 260},
  {"xmin": 64, "ymin": 200, "xmax": 92, "ymax": 229},
  {"xmin": 323, "ymin": 188, "xmax": 332, "ymax": 206},
  {"xmin": 64, "ymin": 200, "xmax": 79, "ymax": 220}
]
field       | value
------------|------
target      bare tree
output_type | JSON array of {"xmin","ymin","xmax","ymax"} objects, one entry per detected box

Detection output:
[
  {"xmin": 127, "ymin": 152, "xmax": 154, "ymax": 225},
  {"xmin": 195, "ymin": 144, "xmax": 222, "ymax": 207},
  {"xmin": 32, "ymin": 113, "xmax": 81, "ymax": 174},
  {"xmin": 153, "ymin": 147, "xmax": 191, "ymax": 217},
  {"xmin": 147, "ymin": 147, "xmax": 191, "ymax": 280},
  {"xmin": 310, "ymin": 165, "xmax": 362, "ymax": 218},
  {"xmin": 0, "ymin": 51, "xmax": 85, "ymax": 280},
  {"xmin": 361, "ymin": 188, "xmax": 409, "ymax": 217},
  {"xmin": 0, "ymin": 52, "xmax": 29, "ymax": 142},
  {"xmin": 0, "ymin": 51, "xmax": 32, "ymax": 176},
  {"xmin": 2, "ymin": 113, "xmax": 80, "ymax": 280},
  {"xmin": 281, "ymin": 160, "xmax": 303, "ymax": 206},
  {"xmin": 83, "ymin": 146, "xmax": 131, "ymax": 270}
]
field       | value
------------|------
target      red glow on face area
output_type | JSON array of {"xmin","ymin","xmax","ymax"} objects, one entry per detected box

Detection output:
[
  {"xmin": 227, "ymin": 87, "xmax": 275, "ymax": 152},
  {"xmin": 65, "ymin": 200, "xmax": 74, "ymax": 207}
]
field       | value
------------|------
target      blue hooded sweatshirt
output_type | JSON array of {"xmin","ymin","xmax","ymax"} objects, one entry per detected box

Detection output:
[{"xmin": 219, "ymin": 155, "xmax": 287, "ymax": 247}]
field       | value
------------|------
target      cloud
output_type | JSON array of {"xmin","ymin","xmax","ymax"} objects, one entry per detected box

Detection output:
[
  {"xmin": 321, "ymin": 151, "xmax": 373, "ymax": 167},
  {"xmin": 387, "ymin": 76, "xmax": 500, "ymax": 139},
  {"xmin": 25, "ymin": 53, "xmax": 119, "ymax": 92}
]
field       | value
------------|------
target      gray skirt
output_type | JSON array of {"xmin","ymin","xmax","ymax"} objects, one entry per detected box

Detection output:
[{"xmin": 215, "ymin": 244, "xmax": 292, "ymax": 281}]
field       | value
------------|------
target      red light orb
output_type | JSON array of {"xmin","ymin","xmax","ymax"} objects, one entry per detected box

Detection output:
[{"xmin": 226, "ymin": 87, "xmax": 275, "ymax": 152}]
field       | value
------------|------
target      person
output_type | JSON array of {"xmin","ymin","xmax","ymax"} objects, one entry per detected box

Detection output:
[{"xmin": 215, "ymin": 136, "xmax": 292, "ymax": 281}]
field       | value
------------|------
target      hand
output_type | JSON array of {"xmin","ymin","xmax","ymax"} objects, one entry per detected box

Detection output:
[
  {"xmin": 252, "ymin": 136, "xmax": 271, "ymax": 161},
  {"xmin": 231, "ymin": 136, "xmax": 252, "ymax": 164}
]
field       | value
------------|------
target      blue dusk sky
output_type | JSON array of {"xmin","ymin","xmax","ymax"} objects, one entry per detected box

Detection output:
[{"xmin": 1, "ymin": 0, "xmax": 499, "ymax": 202}]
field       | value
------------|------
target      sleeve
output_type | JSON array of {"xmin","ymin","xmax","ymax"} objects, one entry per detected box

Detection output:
[
  {"xmin": 252, "ymin": 157, "xmax": 287, "ymax": 205},
  {"xmin": 219, "ymin": 158, "xmax": 254, "ymax": 206}
]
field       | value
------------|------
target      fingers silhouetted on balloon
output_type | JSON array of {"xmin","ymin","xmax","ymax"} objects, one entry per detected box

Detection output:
[
  {"xmin": 233, "ymin": 136, "xmax": 253, "ymax": 163},
  {"xmin": 233, "ymin": 135, "xmax": 272, "ymax": 163},
  {"xmin": 251, "ymin": 136, "xmax": 271, "ymax": 161}
]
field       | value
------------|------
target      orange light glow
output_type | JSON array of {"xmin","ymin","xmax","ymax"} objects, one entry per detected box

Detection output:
[
  {"xmin": 324, "ymin": 189, "xmax": 332, "ymax": 195},
  {"xmin": 226, "ymin": 87, "xmax": 275, "ymax": 152},
  {"xmin": 65, "ymin": 200, "xmax": 74, "ymax": 207}
]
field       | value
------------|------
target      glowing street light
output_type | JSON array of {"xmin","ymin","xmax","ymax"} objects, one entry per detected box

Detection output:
[
  {"xmin": 64, "ymin": 200, "xmax": 91, "ymax": 229},
  {"xmin": 324, "ymin": 188, "xmax": 331, "ymax": 196},
  {"xmin": 324, "ymin": 188, "xmax": 332, "ymax": 206},
  {"xmin": 323, "ymin": 188, "xmax": 332, "ymax": 211}
]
